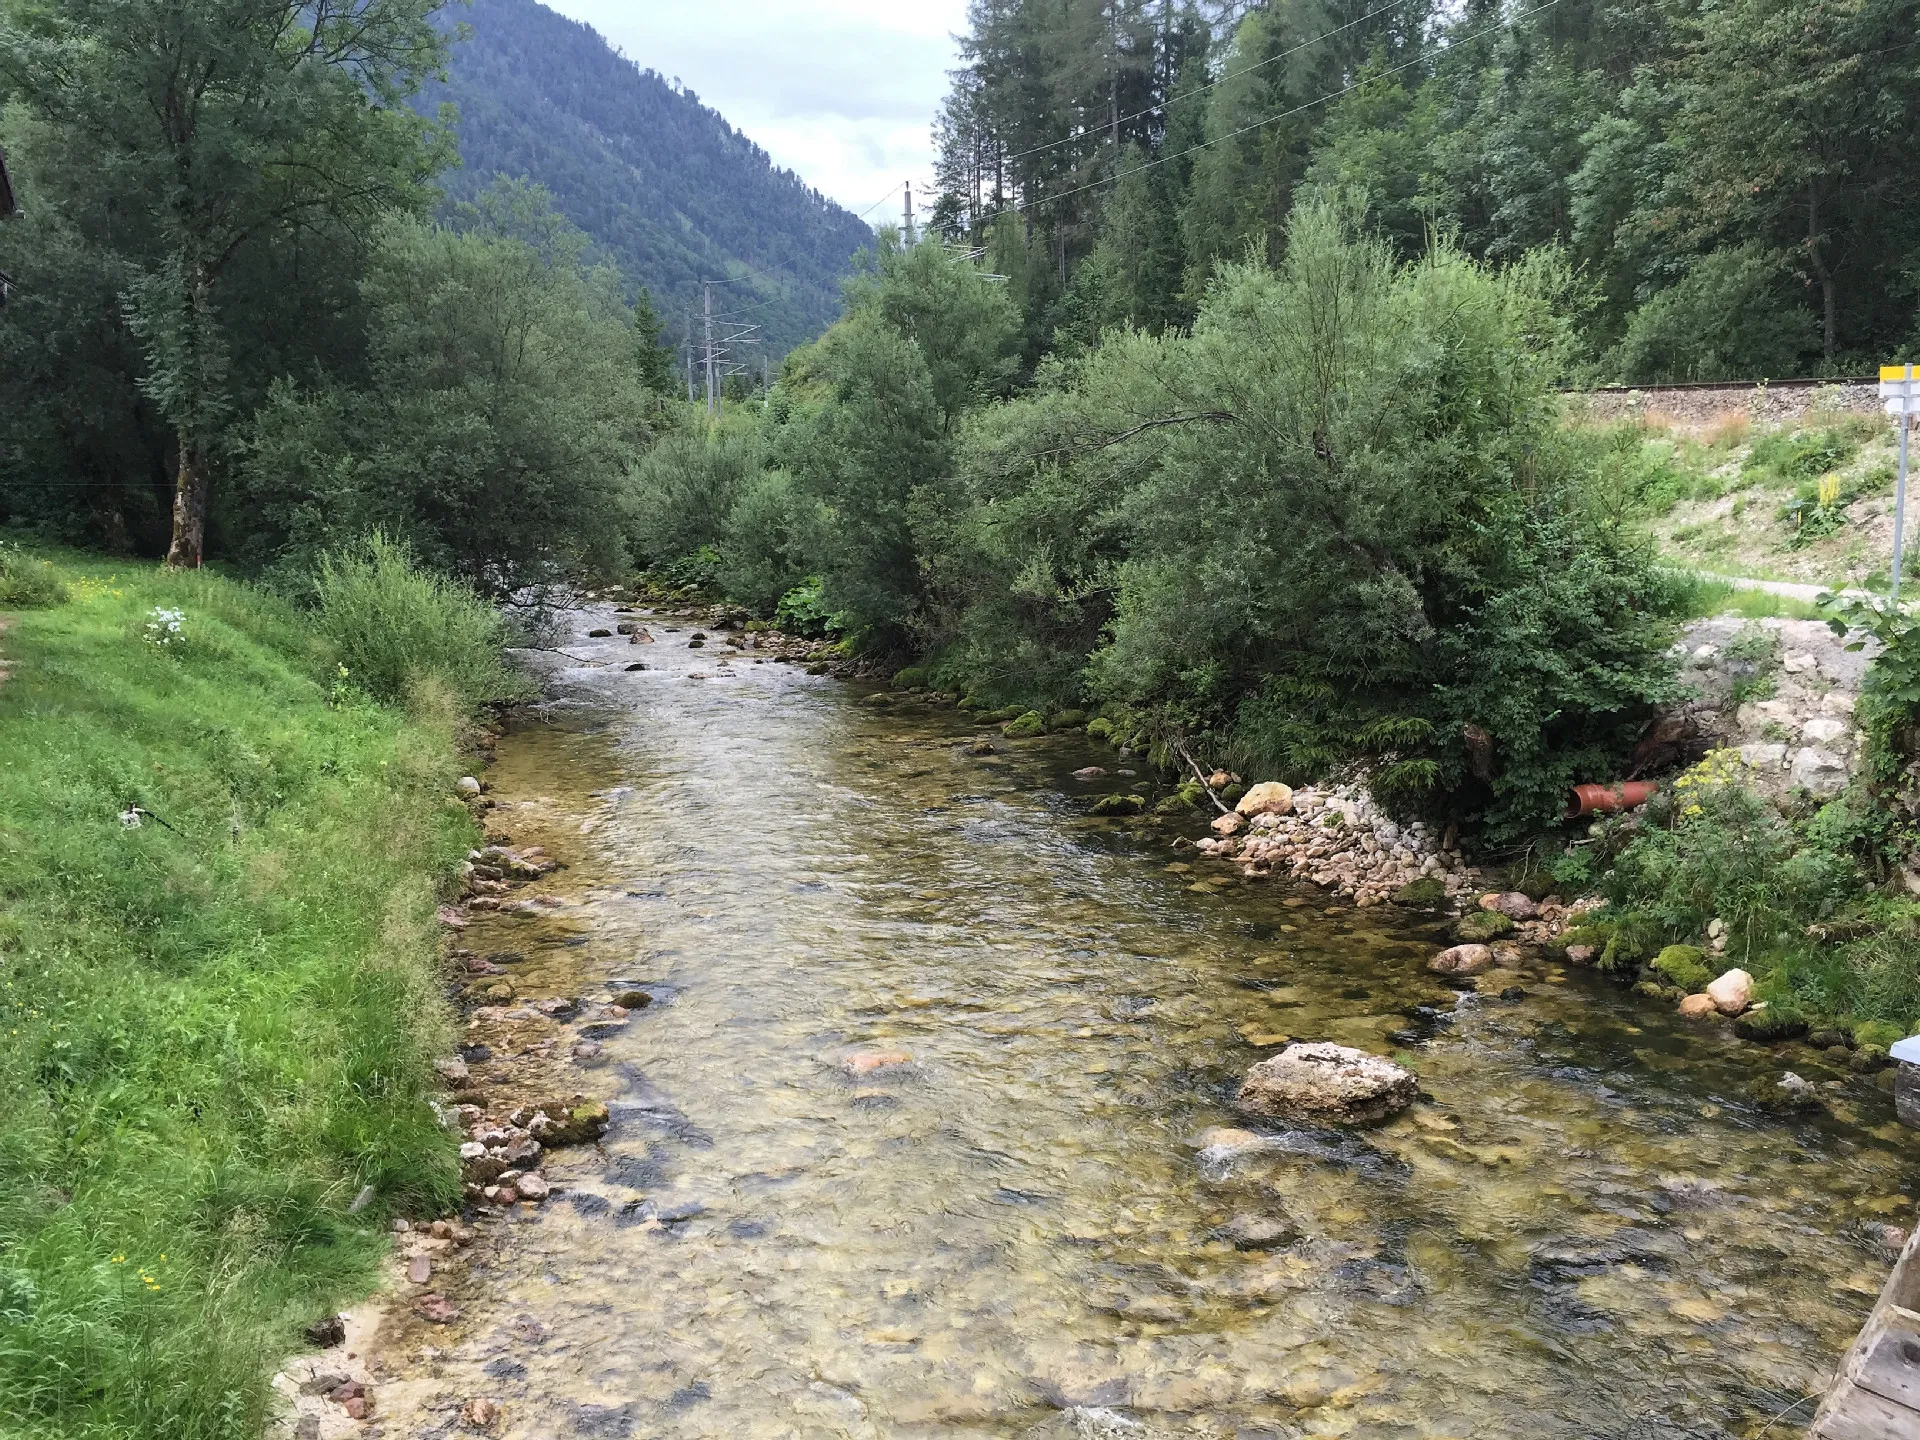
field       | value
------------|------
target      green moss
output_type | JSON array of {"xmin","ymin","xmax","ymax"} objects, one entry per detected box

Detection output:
[
  {"xmin": 1085, "ymin": 718, "xmax": 1115, "ymax": 742},
  {"xmin": 1854, "ymin": 1020, "xmax": 1906, "ymax": 1050},
  {"xmin": 1652, "ymin": 944, "xmax": 1713, "ymax": 992},
  {"xmin": 1454, "ymin": 910, "xmax": 1515, "ymax": 943},
  {"xmin": 1392, "ymin": 876, "xmax": 1448, "ymax": 908},
  {"xmin": 892, "ymin": 664, "xmax": 928, "ymax": 689},
  {"xmin": 1001, "ymin": 710, "xmax": 1046, "ymax": 738},
  {"xmin": 1050, "ymin": 708, "xmax": 1087, "ymax": 729},
  {"xmin": 1091, "ymin": 793, "xmax": 1146, "ymax": 816},
  {"xmin": 1733, "ymin": 1006, "xmax": 1811, "ymax": 1042}
]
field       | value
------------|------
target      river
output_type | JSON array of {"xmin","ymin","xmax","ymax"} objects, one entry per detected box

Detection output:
[{"xmin": 369, "ymin": 609, "xmax": 1917, "ymax": 1440}]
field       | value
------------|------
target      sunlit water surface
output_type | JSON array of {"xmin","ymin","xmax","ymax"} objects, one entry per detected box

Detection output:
[{"xmin": 373, "ymin": 615, "xmax": 1916, "ymax": 1440}]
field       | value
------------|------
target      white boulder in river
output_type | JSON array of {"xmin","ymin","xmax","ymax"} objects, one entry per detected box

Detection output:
[{"xmin": 1236, "ymin": 1042, "xmax": 1418, "ymax": 1124}]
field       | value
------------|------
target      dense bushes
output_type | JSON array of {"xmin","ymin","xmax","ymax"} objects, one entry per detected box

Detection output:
[
  {"xmin": 626, "ymin": 209, "xmax": 1682, "ymax": 839},
  {"xmin": 236, "ymin": 185, "xmax": 651, "ymax": 592}
]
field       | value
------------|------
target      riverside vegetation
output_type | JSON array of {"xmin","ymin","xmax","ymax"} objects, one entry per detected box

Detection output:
[
  {"xmin": 0, "ymin": 543, "xmax": 515, "ymax": 1438},
  {"xmin": 7, "ymin": 0, "xmax": 1920, "ymax": 1432}
]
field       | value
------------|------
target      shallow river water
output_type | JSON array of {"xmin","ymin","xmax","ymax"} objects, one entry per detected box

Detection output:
[{"xmin": 375, "ymin": 613, "xmax": 1918, "ymax": 1440}]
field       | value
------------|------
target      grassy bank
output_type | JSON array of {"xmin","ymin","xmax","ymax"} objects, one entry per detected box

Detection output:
[{"xmin": 0, "ymin": 552, "xmax": 474, "ymax": 1438}]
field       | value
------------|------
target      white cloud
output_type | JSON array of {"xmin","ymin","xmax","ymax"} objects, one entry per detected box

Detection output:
[{"xmin": 544, "ymin": 0, "xmax": 970, "ymax": 218}]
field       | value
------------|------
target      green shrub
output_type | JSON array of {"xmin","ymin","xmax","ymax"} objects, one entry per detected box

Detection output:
[
  {"xmin": 1652, "ymin": 944, "xmax": 1713, "ymax": 991},
  {"xmin": 312, "ymin": 533, "xmax": 528, "ymax": 711},
  {"xmin": 774, "ymin": 576, "xmax": 837, "ymax": 638},
  {"xmin": 0, "ymin": 543, "xmax": 68, "ymax": 608}
]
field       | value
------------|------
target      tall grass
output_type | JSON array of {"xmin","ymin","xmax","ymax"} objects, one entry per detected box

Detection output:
[
  {"xmin": 1664, "ymin": 573, "xmax": 1828, "ymax": 621},
  {"xmin": 0, "ymin": 552, "xmax": 474, "ymax": 1438},
  {"xmin": 313, "ymin": 532, "xmax": 532, "ymax": 710}
]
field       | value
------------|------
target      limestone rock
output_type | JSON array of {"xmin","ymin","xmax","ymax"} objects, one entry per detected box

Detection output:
[
  {"xmin": 1677, "ymin": 993, "xmax": 1720, "ymax": 1019},
  {"xmin": 1790, "ymin": 746, "xmax": 1848, "ymax": 797},
  {"xmin": 844, "ymin": 1049, "xmax": 912, "ymax": 1076},
  {"xmin": 1211, "ymin": 811, "xmax": 1247, "ymax": 837},
  {"xmin": 1706, "ymin": 968, "xmax": 1753, "ymax": 1015},
  {"xmin": 455, "ymin": 776, "xmax": 482, "ymax": 797},
  {"xmin": 1428, "ymin": 944, "xmax": 1493, "ymax": 976},
  {"xmin": 1235, "ymin": 782, "xmax": 1294, "ymax": 817},
  {"xmin": 1236, "ymin": 1042, "xmax": 1418, "ymax": 1125}
]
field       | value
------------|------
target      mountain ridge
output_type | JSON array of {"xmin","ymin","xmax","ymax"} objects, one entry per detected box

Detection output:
[{"xmin": 424, "ymin": 0, "xmax": 873, "ymax": 357}]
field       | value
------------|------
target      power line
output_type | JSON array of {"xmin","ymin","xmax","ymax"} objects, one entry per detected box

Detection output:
[{"xmin": 972, "ymin": 0, "xmax": 1564, "ymax": 226}]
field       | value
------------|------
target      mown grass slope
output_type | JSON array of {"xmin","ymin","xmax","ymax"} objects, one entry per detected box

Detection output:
[{"xmin": 0, "ymin": 553, "xmax": 472, "ymax": 1439}]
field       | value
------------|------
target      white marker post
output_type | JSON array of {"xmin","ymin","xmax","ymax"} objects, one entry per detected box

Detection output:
[{"xmin": 1882, "ymin": 364, "xmax": 1917, "ymax": 601}]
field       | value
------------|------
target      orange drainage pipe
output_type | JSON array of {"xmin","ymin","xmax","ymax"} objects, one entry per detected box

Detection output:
[{"xmin": 1565, "ymin": 781, "xmax": 1658, "ymax": 819}]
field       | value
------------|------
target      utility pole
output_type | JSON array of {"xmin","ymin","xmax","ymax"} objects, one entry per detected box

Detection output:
[
  {"xmin": 904, "ymin": 180, "xmax": 916, "ymax": 246},
  {"xmin": 684, "ymin": 314, "xmax": 695, "ymax": 404},
  {"xmin": 704, "ymin": 282, "xmax": 715, "ymax": 415}
]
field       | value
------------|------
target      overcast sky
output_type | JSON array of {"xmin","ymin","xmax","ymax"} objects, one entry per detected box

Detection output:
[{"xmin": 545, "ymin": 0, "xmax": 971, "ymax": 223}]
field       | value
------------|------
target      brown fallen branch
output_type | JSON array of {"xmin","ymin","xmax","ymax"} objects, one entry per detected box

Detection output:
[{"xmin": 1172, "ymin": 740, "xmax": 1232, "ymax": 815}]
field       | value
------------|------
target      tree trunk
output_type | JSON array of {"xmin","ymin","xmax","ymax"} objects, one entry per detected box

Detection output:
[
  {"xmin": 164, "ymin": 434, "xmax": 208, "ymax": 568},
  {"xmin": 1808, "ymin": 187, "xmax": 1837, "ymax": 361}
]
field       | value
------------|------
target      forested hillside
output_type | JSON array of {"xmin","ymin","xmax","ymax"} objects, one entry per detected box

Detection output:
[
  {"xmin": 931, "ymin": 0, "xmax": 1920, "ymax": 382},
  {"xmin": 426, "ymin": 0, "xmax": 873, "ymax": 356}
]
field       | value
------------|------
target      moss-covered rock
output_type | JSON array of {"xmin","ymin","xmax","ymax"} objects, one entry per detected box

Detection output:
[
  {"xmin": 1392, "ymin": 876, "xmax": 1448, "ymax": 909},
  {"xmin": 1807, "ymin": 1028, "xmax": 1852, "ymax": 1051},
  {"xmin": 1854, "ymin": 1020, "xmax": 1906, "ymax": 1050},
  {"xmin": 1153, "ymin": 793, "xmax": 1194, "ymax": 815},
  {"xmin": 1508, "ymin": 870, "xmax": 1557, "ymax": 902},
  {"xmin": 892, "ymin": 665, "xmax": 928, "ymax": 689},
  {"xmin": 1002, "ymin": 710, "xmax": 1046, "ymax": 738},
  {"xmin": 1742, "ymin": 1072, "xmax": 1823, "ymax": 1115},
  {"xmin": 1733, "ymin": 1006, "xmax": 1810, "ymax": 1042},
  {"xmin": 1051, "ymin": 709, "xmax": 1087, "ymax": 730},
  {"xmin": 1651, "ymin": 945, "xmax": 1713, "ymax": 992},
  {"xmin": 989, "ymin": 705, "xmax": 1026, "ymax": 723},
  {"xmin": 1454, "ymin": 910, "xmax": 1515, "ymax": 943},
  {"xmin": 1632, "ymin": 980, "xmax": 1666, "ymax": 999},
  {"xmin": 1851, "ymin": 1044, "xmax": 1893, "ymax": 1073},
  {"xmin": 1086, "ymin": 717, "xmax": 1115, "ymax": 743},
  {"xmin": 1092, "ymin": 793, "xmax": 1145, "ymax": 816}
]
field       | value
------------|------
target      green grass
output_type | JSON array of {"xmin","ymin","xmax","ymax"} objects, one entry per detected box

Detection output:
[
  {"xmin": 1665, "ymin": 573, "xmax": 1828, "ymax": 621},
  {"xmin": 0, "ymin": 552, "xmax": 473, "ymax": 1439}
]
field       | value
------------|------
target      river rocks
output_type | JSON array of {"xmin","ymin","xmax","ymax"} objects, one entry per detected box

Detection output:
[
  {"xmin": 434, "ymin": 1056, "xmax": 471, "ymax": 1084},
  {"xmin": 1210, "ymin": 812, "xmax": 1246, "ymax": 837},
  {"xmin": 1091, "ymin": 793, "xmax": 1144, "ymax": 816},
  {"xmin": 1236, "ymin": 1042, "xmax": 1418, "ymax": 1125},
  {"xmin": 1677, "ymin": 993, "xmax": 1721, "ymax": 1020},
  {"xmin": 415, "ymin": 1293, "xmax": 461, "ymax": 1324},
  {"xmin": 844, "ymin": 1049, "xmax": 912, "ymax": 1076},
  {"xmin": 1706, "ymin": 968, "xmax": 1753, "ymax": 1015},
  {"xmin": 456, "ymin": 776, "xmax": 483, "ymax": 797},
  {"xmin": 1479, "ymin": 891, "xmax": 1537, "ymax": 921},
  {"xmin": 1428, "ymin": 944, "xmax": 1493, "ymax": 976},
  {"xmin": 1235, "ymin": 782, "xmax": 1294, "ymax": 817},
  {"xmin": 1218, "ymin": 1213, "xmax": 1300, "ymax": 1250},
  {"xmin": 1453, "ymin": 910, "xmax": 1514, "ymax": 944},
  {"xmin": 1744, "ymin": 1070, "xmax": 1823, "ymax": 1115},
  {"xmin": 1072, "ymin": 766, "xmax": 1107, "ymax": 779},
  {"xmin": 514, "ymin": 1173, "xmax": 551, "ymax": 1202}
]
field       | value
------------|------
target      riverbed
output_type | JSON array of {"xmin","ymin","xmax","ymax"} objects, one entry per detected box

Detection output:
[{"xmin": 368, "ymin": 611, "xmax": 1917, "ymax": 1439}]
